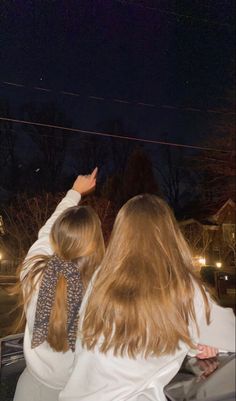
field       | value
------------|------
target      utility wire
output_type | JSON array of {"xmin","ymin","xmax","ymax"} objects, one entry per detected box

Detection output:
[
  {"xmin": 0, "ymin": 116, "xmax": 233, "ymax": 153},
  {"xmin": 2, "ymin": 81, "xmax": 235, "ymax": 116}
]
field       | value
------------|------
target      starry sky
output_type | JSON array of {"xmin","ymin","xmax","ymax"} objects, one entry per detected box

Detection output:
[{"xmin": 0, "ymin": 0, "xmax": 235, "ymax": 190}]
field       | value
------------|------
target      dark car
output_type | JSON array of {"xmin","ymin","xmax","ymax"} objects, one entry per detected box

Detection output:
[
  {"xmin": 0, "ymin": 334, "xmax": 25, "ymax": 401},
  {"xmin": 0, "ymin": 334, "xmax": 235, "ymax": 401}
]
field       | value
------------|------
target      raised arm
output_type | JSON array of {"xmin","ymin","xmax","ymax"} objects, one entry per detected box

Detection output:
[{"xmin": 21, "ymin": 168, "xmax": 98, "ymax": 278}]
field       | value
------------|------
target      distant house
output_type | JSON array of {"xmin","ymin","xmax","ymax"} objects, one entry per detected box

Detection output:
[{"xmin": 179, "ymin": 199, "xmax": 236, "ymax": 268}]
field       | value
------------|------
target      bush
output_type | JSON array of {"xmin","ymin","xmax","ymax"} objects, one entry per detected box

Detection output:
[{"xmin": 200, "ymin": 266, "xmax": 218, "ymax": 287}]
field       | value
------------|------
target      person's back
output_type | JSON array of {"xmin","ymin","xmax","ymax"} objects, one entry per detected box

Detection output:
[
  {"xmin": 13, "ymin": 169, "xmax": 105, "ymax": 401},
  {"xmin": 60, "ymin": 194, "xmax": 235, "ymax": 401}
]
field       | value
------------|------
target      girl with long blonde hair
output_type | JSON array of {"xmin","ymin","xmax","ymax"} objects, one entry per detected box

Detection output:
[
  {"xmin": 60, "ymin": 194, "xmax": 235, "ymax": 401},
  {"xmin": 13, "ymin": 168, "xmax": 105, "ymax": 401}
]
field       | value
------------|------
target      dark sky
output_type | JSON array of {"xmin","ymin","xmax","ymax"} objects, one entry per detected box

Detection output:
[{"xmin": 1, "ymin": 0, "xmax": 235, "ymax": 146}]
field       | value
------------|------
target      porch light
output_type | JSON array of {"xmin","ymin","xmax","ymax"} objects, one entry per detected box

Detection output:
[{"xmin": 198, "ymin": 257, "xmax": 206, "ymax": 266}]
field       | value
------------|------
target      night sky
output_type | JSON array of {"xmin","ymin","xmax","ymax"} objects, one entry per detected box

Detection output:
[{"xmin": 0, "ymin": 0, "xmax": 235, "ymax": 187}]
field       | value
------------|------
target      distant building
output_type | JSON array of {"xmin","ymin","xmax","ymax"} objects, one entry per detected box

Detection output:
[{"xmin": 179, "ymin": 199, "xmax": 236, "ymax": 269}]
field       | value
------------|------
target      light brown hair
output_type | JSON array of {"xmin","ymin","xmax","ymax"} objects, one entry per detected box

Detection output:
[
  {"xmin": 12, "ymin": 205, "xmax": 105, "ymax": 352},
  {"xmin": 81, "ymin": 194, "xmax": 210, "ymax": 358}
]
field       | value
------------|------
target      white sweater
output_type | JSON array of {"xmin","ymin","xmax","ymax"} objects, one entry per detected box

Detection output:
[
  {"xmin": 59, "ymin": 274, "xmax": 235, "ymax": 401},
  {"xmin": 21, "ymin": 189, "xmax": 235, "ymax": 399},
  {"xmin": 21, "ymin": 189, "xmax": 81, "ymax": 390}
]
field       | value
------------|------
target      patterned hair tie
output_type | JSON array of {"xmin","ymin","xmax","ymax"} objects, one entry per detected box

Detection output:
[{"xmin": 31, "ymin": 255, "xmax": 83, "ymax": 352}]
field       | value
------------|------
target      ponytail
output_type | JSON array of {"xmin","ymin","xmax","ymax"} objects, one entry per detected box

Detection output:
[{"xmin": 47, "ymin": 275, "xmax": 69, "ymax": 352}]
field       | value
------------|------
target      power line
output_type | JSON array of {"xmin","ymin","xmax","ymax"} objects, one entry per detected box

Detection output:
[
  {"xmin": 115, "ymin": 0, "xmax": 234, "ymax": 28},
  {"xmin": 2, "ymin": 81, "xmax": 235, "ymax": 116},
  {"xmin": 0, "ymin": 116, "xmax": 232, "ymax": 153}
]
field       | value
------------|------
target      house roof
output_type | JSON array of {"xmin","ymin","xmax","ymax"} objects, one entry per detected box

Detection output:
[
  {"xmin": 179, "ymin": 218, "xmax": 219, "ymax": 230},
  {"xmin": 211, "ymin": 198, "xmax": 236, "ymax": 222},
  {"xmin": 179, "ymin": 198, "xmax": 235, "ymax": 228}
]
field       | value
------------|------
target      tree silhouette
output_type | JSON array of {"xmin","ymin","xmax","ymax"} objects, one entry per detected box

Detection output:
[
  {"xmin": 21, "ymin": 102, "xmax": 71, "ymax": 192},
  {"xmin": 0, "ymin": 99, "xmax": 21, "ymax": 193},
  {"xmin": 103, "ymin": 146, "xmax": 160, "ymax": 206},
  {"xmin": 194, "ymin": 86, "xmax": 235, "ymax": 205},
  {"xmin": 155, "ymin": 133, "xmax": 193, "ymax": 213},
  {"xmin": 96, "ymin": 119, "xmax": 132, "ymax": 173}
]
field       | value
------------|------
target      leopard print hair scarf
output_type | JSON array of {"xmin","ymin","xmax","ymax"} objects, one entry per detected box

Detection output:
[{"xmin": 31, "ymin": 254, "xmax": 83, "ymax": 352}]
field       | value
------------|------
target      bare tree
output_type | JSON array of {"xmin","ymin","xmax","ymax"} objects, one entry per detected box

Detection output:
[
  {"xmin": 180, "ymin": 220, "xmax": 214, "ymax": 262},
  {"xmin": 0, "ymin": 191, "xmax": 116, "ymax": 264},
  {"xmin": 194, "ymin": 81, "xmax": 236, "ymax": 205},
  {"xmin": 0, "ymin": 99, "xmax": 19, "ymax": 190},
  {"xmin": 195, "ymin": 130, "xmax": 235, "ymax": 205},
  {"xmin": 0, "ymin": 192, "xmax": 62, "ymax": 261},
  {"xmin": 96, "ymin": 120, "xmax": 132, "ymax": 174},
  {"xmin": 82, "ymin": 195, "xmax": 116, "ymax": 244},
  {"xmin": 156, "ymin": 137, "xmax": 192, "ymax": 213},
  {"xmin": 70, "ymin": 134, "xmax": 109, "ymax": 174},
  {"xmin": 222, "ymin": 223, "xmax": 236, "ymax": 268},
  {"xmin": 21, "ymin": 102, "xmax": 71, "ymax": 192}
]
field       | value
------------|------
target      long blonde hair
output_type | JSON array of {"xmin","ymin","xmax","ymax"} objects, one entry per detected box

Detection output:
[
  {"xmin": 82, "ymin": 194, "xmax": 210, "ymax": 358},
  {"xmin": 13, "ymin": 205, "xmax": 105, "ymax": 352}
]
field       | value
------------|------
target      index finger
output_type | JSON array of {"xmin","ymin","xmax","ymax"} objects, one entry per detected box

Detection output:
[{"xmin": 91, "ymin": 167, "xmax": 98, "ymax": 180}]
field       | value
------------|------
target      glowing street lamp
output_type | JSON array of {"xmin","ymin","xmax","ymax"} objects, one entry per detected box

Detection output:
[
  {"xmin": 198, "ymin": 257, "xmax": 206, "ymax": 266},
  {"xmin": 216, "ymin": 262, "xmax": 222, "ymax": 268}
]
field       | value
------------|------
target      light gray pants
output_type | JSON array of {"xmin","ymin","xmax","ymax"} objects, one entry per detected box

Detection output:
[{"xmin": 13, "ymin": 368, "xmax": 61, "ymax": 401}]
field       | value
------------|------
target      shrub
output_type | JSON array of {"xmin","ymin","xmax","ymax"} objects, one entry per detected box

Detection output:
[{"xmin": 200, "ymin": 266, "xmax": 218, "ymax": 287}]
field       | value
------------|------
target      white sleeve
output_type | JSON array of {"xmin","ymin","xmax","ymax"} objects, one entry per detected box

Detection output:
[
  {"xmin": 20, "ymin": 189, "xmax": 81, "ymax": 279},
  {"xmin": 194, "ymin": 287, "xmax": 235, "ymax": 352}
]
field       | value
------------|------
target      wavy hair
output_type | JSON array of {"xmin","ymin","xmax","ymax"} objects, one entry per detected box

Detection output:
[
  {"xmin": 12, "ymin": 205, "xmax": 105, "ymax": 352},
  {"xmin": 81, "ymin": 194, "xmax": 210, "ymax": 358}
]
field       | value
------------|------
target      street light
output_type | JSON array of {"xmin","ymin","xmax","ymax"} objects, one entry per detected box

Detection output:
[
  {"xmin": 198, "ymin": 257, "xmax": 206, "ymax": 266},
  {"xmin": 216, "ymin": 262, "xmax": 222, "ymax": 268}
]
